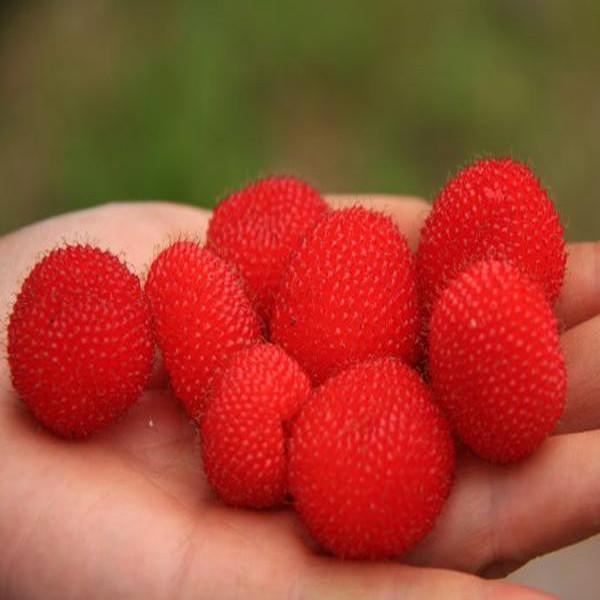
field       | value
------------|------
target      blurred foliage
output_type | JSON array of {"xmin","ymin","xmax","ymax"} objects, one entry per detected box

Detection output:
[{"xmin": 0, "ymin": 0, "xmax": 599, "ymax": 239}]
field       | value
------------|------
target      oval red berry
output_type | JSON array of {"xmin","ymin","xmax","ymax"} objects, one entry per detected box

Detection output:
[
  {"xmin": 207, "ymin": 176, "xmax": 328, "ymax": 320},
  {"xmin": 271, "ymin": 207, "xmax": 419, "ymax": 384},
  {"xmin": 144, "ymin": 241, "xmax": 262, "ymax": 417},
  {"xmin": 417, "ymin": 158, "xmax": 566, "ymax": 320},
  {"xmin": 429, "ymin": 260, "xmax": 567, "ymax": 463},
  {"xmin": 288, "ymin": 358, "xmax": 455, "ymax": 559},
  {"xmin": 201, "ymin": 343, "xmax": 311, "ymax": 508},
  {"xmin": 8, "ymin": 245, "xmax": 154, "ymax": 438}
]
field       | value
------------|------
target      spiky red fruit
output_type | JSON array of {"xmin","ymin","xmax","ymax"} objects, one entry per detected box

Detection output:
[
  {"xmin": 144, "ymin": 241, "xmax": 262, "ymax": 417},
  {"xmin": 270, "ymin": 207, "xmax": 419, "ymax": 384},
  {"xmin": 417, "ymin": 158, "xmax": 566, "ymax": 319},
  {"xmin": 207, "ymin": 176, "xmax": 328, "ymax": 319},
  {"xmin": 201, "ymin": 344, "xmax": 311, "ymax": 508},
  {"xmin": 7, "ymin": 245, "xmax": 153, "ymax": 438},
  {"xmin": 288, "ymin": 358, "xmax": 455, "ymax": 559},
  {"xmin": 429, "ymin": 260, "xmax": 566, "ymax": 463}
]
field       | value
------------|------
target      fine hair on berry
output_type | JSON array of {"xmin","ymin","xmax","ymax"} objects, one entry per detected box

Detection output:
[
  {"xmin": 144, "ymin": 241, "xmax": 262, "ymax": 417},
  {"xmin": 288, "ymin": 358, "xmax": 455, "ymax": 559},
  {"xmin": 271, "ymin": 207, "xmax": 419, "ymax": 384},
  {"xmin": 201, "ymin": 343, "xmax": 311, "ymax": 508},
  {"xmin": 429, "ymin": 260, "xmax": 567, "ymax": 463},
  {"xmin": 8, "ymin": 244, "xmax": 154, "ymax": 438}
]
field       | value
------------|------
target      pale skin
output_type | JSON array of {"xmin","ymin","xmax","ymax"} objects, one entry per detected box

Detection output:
[{"xmin": 0, "ymin": 197, "xmax": 599, "ymax": 600}]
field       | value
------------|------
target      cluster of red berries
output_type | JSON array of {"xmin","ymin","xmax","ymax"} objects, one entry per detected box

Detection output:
[{"xmin": 7, "ymin": 158, "xmax": 567, "ymax": 559}]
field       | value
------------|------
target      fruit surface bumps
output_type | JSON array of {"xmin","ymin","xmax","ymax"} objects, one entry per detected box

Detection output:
[
  {"xmin": 144, "ymin": 241, "xmax": 262, "ymax": 417},
  {"xmin": 429, "ymin": 260, "xmax": 566, "ymax": 463},
  {"xmin": 201, "ymin": 344, "xmax": 311, "ymax": 508},
  {"xmin": 8, "ymin": 245, "xmax": 154, "ymax": 437},
  {"xmin": 270, "ymin": 207, "xmax": 419, "ymax": 384},
  {"xmin": 207, "ymin": 176, "xmax": 328, "ymax": 319},
  {"xmin": 288, "ymin": 358, "xmax": 455, "ymax": 559},
  {"xmin": 417, "ymin": 158, "xmax": 566, "ymax": 318}
]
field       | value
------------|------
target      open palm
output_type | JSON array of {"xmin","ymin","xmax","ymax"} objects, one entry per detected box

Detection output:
[{"xmin": 1, "ymin": 197, "xmax": 599, "ymax": 600}]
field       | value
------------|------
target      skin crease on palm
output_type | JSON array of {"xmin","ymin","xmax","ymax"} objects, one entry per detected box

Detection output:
[{"xmin": 0, "ymin": 197, "xmax": 599, "ymax": 600}]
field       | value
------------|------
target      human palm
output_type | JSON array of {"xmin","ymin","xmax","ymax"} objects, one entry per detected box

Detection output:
[{"xmin": 1, "ymin": 197, "xmax": 599, "ymax": 599}]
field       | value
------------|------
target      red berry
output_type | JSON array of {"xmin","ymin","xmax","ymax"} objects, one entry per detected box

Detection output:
[
  {"xmin": 271, "ymin": 207, "xmax": 419, "ymax": 384},
  {"xmin": 417, "ymin": 158, "xmax": 566, "ymax": 320},
  {"xmin": 207, "ymin": 176, "xmax": 328, "ymax": 319},
  {"xmin": 429, "ymin": 260, "xmax": 567, "ymax": 463},
  {"xmin": 144, "ymin": 241, "xmax": 262, "ymax": 417},
  {"xmin": 288, "ymin": 358, "xmax": 455, "ymax": 559},
  {"xmin": 7, "ymin": 245, "xmax": 153, "ymax": 438},
  {"xmin": 201, "ymin": 344, "xmax": 311, "ymax": 508}
]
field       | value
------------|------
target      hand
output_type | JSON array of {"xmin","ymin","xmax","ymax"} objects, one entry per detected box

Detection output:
[{"xmin": 1, "ymin": 197, "xmax": 598, "ymax": 599}]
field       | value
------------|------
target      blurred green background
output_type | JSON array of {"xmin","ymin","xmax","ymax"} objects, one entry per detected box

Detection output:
[{"xmin": 1, "ymin": 0, "xmax": 599, "ymax": 240}]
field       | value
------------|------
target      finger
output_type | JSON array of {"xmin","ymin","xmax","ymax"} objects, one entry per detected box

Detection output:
[
  {"xmin": 326, "ymin": 194, "xmax": 430, "ymax": 251},
  {"xmin": 556, "ymin": 314, "xmax": 600, "ymax": 434},
  {"xmin": 406, "ymin": 431, "xmax": 600, "ymax": 576},
  {"xmin": 555, "ymin": 241, "xmax": 600, "ymax": 330},
  {"xmin": 294, "ymin": 559, "xmax": 554, "ymax": 600}
]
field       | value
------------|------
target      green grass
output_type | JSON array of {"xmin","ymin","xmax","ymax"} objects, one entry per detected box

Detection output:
[{"xmin": 1, "ymin": 0, "xmax": 598, "ymax": 239}]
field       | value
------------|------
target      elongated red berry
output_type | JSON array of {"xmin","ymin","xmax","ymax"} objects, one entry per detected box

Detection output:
[
  {"xmin": 7, "ymin": 245, "xmax": 153, "ymax": 438},
  {"xmin": 144, "ymin": 241, "xmax": 262, "ymax": 417},
  {"xmin": 417, "ymin": 158, "xmax": 566, "ymax": 319},
  {"xmin": 207, "ymin": 176, "xmax": 328, "ymax": 319},
  {"xmin": 201, "ymin": 344, "xmax": 311, "ymax": 508},
  {"xmin": 429, "ymin": 260, "xmax": 566, "ymax": 463},
  {"xmin": 289, "ymin": 358, "xmax": 455, "ymax": 559},
  {"xmin": 271, "ymin": 207, "xmax": 419, "ymax": 384}
]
